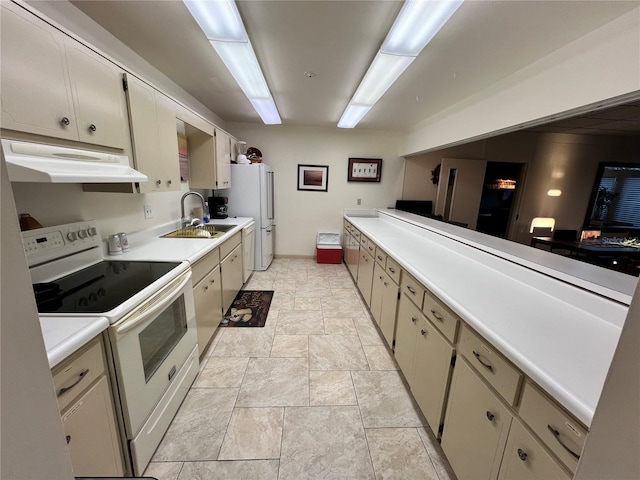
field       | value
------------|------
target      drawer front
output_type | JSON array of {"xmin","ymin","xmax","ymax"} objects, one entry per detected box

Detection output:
[
  {"xmin": 518, "ymin": 382, "xmax": 586, "ymax": 473},
  {"xmin": 53, "ymin": 337, "xmax": 105, "ymax": 412},
  {"xmin": 220, "ymin": 231, "xmax": 242, "ymax": 259},
  {"xmin": 498, "ymin": 419, "xmax": 571, "ymax": 480},
  {"xmin": 422, "ymin": 290, "xmax": 459, "ymax": 344},
  {"xmin": 374, "ymin": 247, "xmax": 387, "ymax": 268},
  {"xmin": 363, "ymin": 237, "xmax": 376, "ymax": 257},
  {"xmin": 344, "ymin": 220, "xmax": 352, "ymax": 232},
  {"xmin": 458, "ymin": 325, "xmax": 522, "ymax": 406},
  {"xmin": 360, "ymin": 233, "xmax": 369, "ymax": 249},
  {"xmin": 385, "ymin": 257, "xmax": 401, "ymax": 284},
  {"xmin": 352, "ymin": 229, "xmax": 361, "ymax": 242},
  {"xmin": 400, "ymin": 270, "xmax": 425, "ymax": 308},
  {"xmin": 191, "ymin": 247, "xmax": 220, "ymax": 285}
]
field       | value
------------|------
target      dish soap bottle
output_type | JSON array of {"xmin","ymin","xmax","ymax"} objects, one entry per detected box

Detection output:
[{"xmin": 203, "ymin": 202, "xmax": 210, "ymax": 223}]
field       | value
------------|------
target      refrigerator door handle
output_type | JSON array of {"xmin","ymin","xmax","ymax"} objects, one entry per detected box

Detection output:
[{"xmin": 267, "ymin": 171, "xmax": 275, "ymax": 220}]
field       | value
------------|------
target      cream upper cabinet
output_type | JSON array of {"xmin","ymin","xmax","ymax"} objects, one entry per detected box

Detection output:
[
  {"xmin": 125, "ymin": 74, "xmax": 180, "ymax": 193},
  {"xmin": 1, "ymin": 3, "xmax": 127, "ymax": 148},
  {"xmin": 441, "ymin": 357, "xmax": 513, "ymax": 480},
  {"xmin": 215, "ymin": 128, "xmax": 232, "ymax": 189}
]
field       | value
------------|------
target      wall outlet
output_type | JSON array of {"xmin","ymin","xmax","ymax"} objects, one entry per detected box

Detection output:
[
  {"xmin": 357, "ymin": 198, "xmax": 362, "ymax": 205},
  {"xmin": 143, "ymin": 205, "xmax": 153, "ymax": 219}
]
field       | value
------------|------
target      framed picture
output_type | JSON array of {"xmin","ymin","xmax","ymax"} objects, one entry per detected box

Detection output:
[
  {"xmin": 298, "ymin": 164, "xmax": 329, "ymax": 192},
  {"xmin": 348, "ymin": 158, "xmax": 382, "ymax": 182}
]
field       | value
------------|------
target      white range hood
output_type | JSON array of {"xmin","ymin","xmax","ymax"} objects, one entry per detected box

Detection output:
[{"xmin": 1, "ymin": 139, "xmax": 148, "ymax": 183}]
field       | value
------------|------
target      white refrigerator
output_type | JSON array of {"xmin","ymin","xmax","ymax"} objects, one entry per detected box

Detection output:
[{"xmin": 226, "ymin": 163, "xmax": 275, "ymax": 270}]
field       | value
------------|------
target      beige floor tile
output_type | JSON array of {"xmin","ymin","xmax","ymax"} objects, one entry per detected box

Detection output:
[
  {"xmin": 218, "ymin": 407, "xmax": 284, "ymax": 460},
  {"xmin": 212, "ymin": 325, "xmax": 275, "ymax": 357},
  {"xmin": 329, "ymin": 277, "xmax": 360, "ymax": 289},
  {"xmin": 245, "ymin": 278, "xmax": 275, "ymax": 290},
  {"xmin": 321, "ymin": 296, "xmax": 367, "ymax": 318},
  {"xmin": 363, "ymin": 345, "xmax": 399, "ymax": 370},
  {"xmin": 294, "ymin": 297, "xmax": 323, "ymax": 310},
  {"xmin": 152, "ymin": 388, "xmax": 238, "ymax": 461},
  {"xmin": 271, "ymin": 334, "xmax": 309, "ymax": 357},
  {"xmin": 354, "ymin": 317, "xmax": 385, "ymax": 346},
  {"xmin": 273, "ymin": 278, "xmax": 297, "ymax": 292},
  {"xmin": 366, "ymin": 428, "xmax": 439, "ymax": 480},
  {"xmin": 143, "ymin": 461, "xmax": 183, "ymax": 480},
  {"xmin": 418, "ymin": 427, "xmax": 457, "ymax": 480},
  {"xmin": 323, "ymin": 317, "xmax": 358, "ymax": 335},
  {"xmin": 309, "ymin": 370, "xmax": 357, "ymax": 406},
  {"xmin": 270, "ymin": 291, "xmax": 295, "ymax": 310},
  {"xmin": 176, "ymin": 460, "xmax": 279, "ymax": 480},
  {"xmin": 236, "ymin": 357, "xmax": 309, "ymax": 407},
  {"xmin": 352, "ymin": 371, "xmax": 425, "ymax": 428},
  {"xmin": 194, "ymin": 356, "xmax": 249, "ymax": 388},
  {"xmin": 330, "ymin": 288, "xmax": 360, "ymax": 299},
  {"xmin": 279, "ymin": 406, "xmax": 375, "ymax": 480},
  {"xmin": 309, "ymin": 334, "xmax": 369, "ymax": 370},
  {"xmin": 276, "ymin": 310, "xmax": 324, "ymax": 334}
]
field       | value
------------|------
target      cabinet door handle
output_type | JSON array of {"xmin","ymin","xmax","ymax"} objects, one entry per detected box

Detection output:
[
  {"xmin": 473, "ymin": 350, "xmax": 494, "ymax": 372},
  {"xmin": 60, "ymin": 116, "xmax": 71, "ymax": 127},
  {"xmin": 430, "ymin": 309, "xmax": 444, "ymax": 321},
  {"xmin": 66, "ymin": 435, "xmax": 71, "ymax": 444},
  {"xmin": 420, "ymin": 329, "xmax": 427, "ymax": 336},
  {"xmin": 547, "ymin": 425, "xmax": 581, "ymax": 459},
  {"xmin": 379, "ymin": 276, "xmax": 384, "ymax": 281},
  {"xmin": 204, "ymin": 285, "xmax": 209, "ymax": 291},
  {"xmin": 167, "ymin": 179, "xmax": 172, "ymax": 185},
  {"xmin": 209, "ymin": 279, "xmax": 216, "ymax": 284},
  {"xmin": 517, "ymin": 448, "xmax": 528, "ymax": 461},
  {"xmin": 486, "ymin": 411, "xmax": 495, "ymax": 421},
  {"xmin": 411, "ymin": 316, "xmax": 417, "ymax": 324},
  {"xmin": 57, "ymin": 368, "xmax": 89, "ymax": 397},
  {"xmin": 88, "ymin": 123, "xmax": 97, "ymax": 132},
  {"xmin": 407, "ymin": 286, "xmax": 416, "ymax": 295},
  {"xmin": 383, "ymin": 281, "xmax": 389, "ymax": 287},
  {"xmin": 156, "ymin": 179, "xmax": 162, "ymax": 186}
]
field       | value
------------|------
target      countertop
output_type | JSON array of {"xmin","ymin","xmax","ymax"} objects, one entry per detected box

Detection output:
[
  {"xmin": 40, "ymin": 217, "xmax": 254, "ymax": 368},
  {"xmin": 345, "ymin": 209, "xmax": 633, "ymax": 426}
]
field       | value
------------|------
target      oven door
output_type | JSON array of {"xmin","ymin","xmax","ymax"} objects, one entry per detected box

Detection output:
[{"xmin": 108, "ymin": 269, "xmax": 197, "ymax": 439}]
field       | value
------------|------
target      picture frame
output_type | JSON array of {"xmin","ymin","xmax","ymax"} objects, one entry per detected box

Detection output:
[
  {"xmin": 298, "ymin": 164, "xmax": 329, "ymax": 192},
  {"xmin": 348, "ymin": 158, "xmax": 382, "ymax": 182}
]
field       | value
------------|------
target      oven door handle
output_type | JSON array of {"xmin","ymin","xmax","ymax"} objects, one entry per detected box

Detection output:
[{"xmin": 115, "ymin": 270, "xmax": 192, "ymax": 335}]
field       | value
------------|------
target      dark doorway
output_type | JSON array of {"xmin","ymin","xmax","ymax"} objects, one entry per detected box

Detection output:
[{"xmin": 476, "ymin": 162, "xmax": 525, "ymax": 238}]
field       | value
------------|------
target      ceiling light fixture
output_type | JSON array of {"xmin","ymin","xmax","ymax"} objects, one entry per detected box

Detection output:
[
  {"xmin": 338, "ymin": 0, "xmax": 463, "ymax": 128},
  {"xmin": 184, "ymin": 0, "xmax": 281, "ymax": 125}
]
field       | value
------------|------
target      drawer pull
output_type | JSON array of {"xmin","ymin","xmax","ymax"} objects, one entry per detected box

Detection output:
[
  {"xmin": 486, "ymin": 411, "xmax": 495, "ymax": 421},
  {"xmin": 388, "ymin": 267, "xmax": 396, "ymax": 274},
  {"xmin": 383, "ymin": 281, "xmax": 389, "ymax": 287},
  {"xmin": 406, "ymin": 286, "xmax": 416, "ymax": 295},
  {"xmin": 66, "ymin": 435, "xmax": 71, "ymax": 444},
  {"xmin": 430, "ymin": 309, "xmax": 444, "ymax": 321},
  {"xmin": 547, "ymin": 425, "xmax": 581, "ymax": 460},
  {"xmin": 411, "ymin": 316, "xmax": 417, "ymax": 324},
  {"xmin": 377, "ymin": 255, "xmax": 383, "ymax": 261},
  {"xmin": 420, "ymin": 329, "xmax": 427, "ymax": 336},
  {"xmin": 517, "ymin": 448, "xmax": 528, "ymax": 461},
  {"xmin": 57, "ymin": 368, "xmax": 89, "ymax": 397},
  {"xmin": 473, "ymin": 350, "xmax": 494, "ymax": 372}
]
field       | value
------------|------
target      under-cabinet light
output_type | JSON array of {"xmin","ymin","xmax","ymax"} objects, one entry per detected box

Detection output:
[
  {"xmin": 184, "ymin": 0, "xmax": 281, "ymax": 125},
  {"xmin": 338, "ymin": 0, "xmax": 463, "ymax": 128}
]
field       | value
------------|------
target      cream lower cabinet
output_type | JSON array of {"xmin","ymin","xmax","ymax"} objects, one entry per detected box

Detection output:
[
  {"xmin": 356, "ymin": 247, "xmax": 375, "ymax": 307},
  {"xmin": 193, "ymin": 266, "xmax": 223, "ymax": 357},
  {"xmin": 370, "ymin": 263, "xmax": 399, "ymax": 346},
  {"xmin": 395, "ymin": 294, "xmax": 454, "ymax": 431},
  {"xmin": 53, "ymin": 337, "xmax": 124, "ymax": 477},
  {"xmin": 499, "ymin": 419, "xmax": 571, "ymax": 480},
  {"xmin": 345, "ymin": 232, "xmax": 360, "ymax": 278},
  {"xmin": 221, "ymin": 243, "xmax": 243, "ymax": 313},
  {"xmin": 441, "ymin": 357, "xmax": 513, "ymax": 480}
]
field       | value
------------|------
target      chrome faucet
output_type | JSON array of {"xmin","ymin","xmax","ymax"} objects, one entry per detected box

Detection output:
[{"xmin": 180, "ymin": 191, "xmax": 206, "ymax": 227}]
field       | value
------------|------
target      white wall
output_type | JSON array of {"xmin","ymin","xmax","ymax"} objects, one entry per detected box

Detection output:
[
  {"xmin": 226, "ymin": 123, "xmax": 405, "ymax": 256},
  {"xmin": 402, "ymin": 7, "xmax": 640, "ymax": 155},
  {"xmin": 1, "ymin": 155, "xmax": 75, "ymax": 480}
]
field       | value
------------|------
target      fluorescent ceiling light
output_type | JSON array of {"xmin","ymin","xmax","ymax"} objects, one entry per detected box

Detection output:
[
  {"xmin": 338, "ymin": 105, "xmax": 372, "ymax": 129},
  {"xmin": 351, "ymin": 53, "xmax": 415, "ymax": 106},
  {"xmin": 184, "ymin": 0, "xmax": 281, "ymax": 125},
  {"xmin": 338, "ymin": 0, "xmax": 463, "ymax": 128},
  {"xmin": 382, "ymin": 0, "xmax": 464, "ymax": 56},
  {"xmin": 250, "ymin": 99, "xmax": 282, "ymax": 125}
]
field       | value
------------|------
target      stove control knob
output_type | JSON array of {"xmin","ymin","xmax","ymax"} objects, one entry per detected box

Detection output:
[
  {"xmin": 67, "ymin": 231, "xmax": 78, "ymax": 242},
  {"xmin": 78, "ymin": 229, "xmax": 88, "ymax": 239},
  {"xmin": 87, "ymin": 227, "xmax": 98, "ymax": 237}
]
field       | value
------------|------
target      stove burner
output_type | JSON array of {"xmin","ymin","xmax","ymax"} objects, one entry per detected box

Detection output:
[{"xmin": 34, "ymin": 260, "xmax": 180, "ymax": 314}]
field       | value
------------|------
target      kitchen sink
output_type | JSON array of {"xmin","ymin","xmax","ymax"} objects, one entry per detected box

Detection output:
[{"xmin": 161, "ymin": 224, "xmax": 237, "ymax": 239}]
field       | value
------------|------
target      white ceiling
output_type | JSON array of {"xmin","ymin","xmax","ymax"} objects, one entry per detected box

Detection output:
[{"xmin": 67, "ymin": 0, "xmax": 639, "ymax": 133}]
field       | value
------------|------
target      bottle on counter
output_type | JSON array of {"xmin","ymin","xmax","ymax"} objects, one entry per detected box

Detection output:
[{"xmin": 203, "ymin": 202, "xmax": 210, "ymax": 223}]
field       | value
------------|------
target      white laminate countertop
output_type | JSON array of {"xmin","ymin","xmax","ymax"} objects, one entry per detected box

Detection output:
[
  {"xmin": 39, "ymin": 217, "xmax": 254, "ymax": 368},
  {"xmin": 345, "ymin": 210, "xmax": 634, "ymax": 427}
]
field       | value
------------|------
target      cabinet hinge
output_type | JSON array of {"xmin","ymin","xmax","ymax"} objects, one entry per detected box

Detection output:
[
  {"xmin": 397, "ymin": 291, "xmax": 401, "ymax": 300},
  {"xmin": 450, "ymin": 354, "xmax": 456, "ymax": 367},
  {"xmin": 122, "ymin": 77, "xmax": 128, "ymax": 91},
  {"xmin": 438, "ymin": 424, "xmax": 444, "ymax": 437},
  {"xmin": 392, "ymin": 340, "xmax": 396, "ymax": 349}
]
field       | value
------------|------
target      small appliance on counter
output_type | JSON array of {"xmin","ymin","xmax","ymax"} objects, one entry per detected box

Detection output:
[
  {"xmin": 235, "ymin": 141, "xmax": 250, "ymax": 164},
  {"xmin": 208, "ymin": 196, "xmax": 228, "ymax": 219}
]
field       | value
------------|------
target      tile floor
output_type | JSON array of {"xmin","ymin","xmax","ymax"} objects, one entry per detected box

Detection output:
[{"xmin": 143, "ymin": 258, "xmax": 456, "ymax": 480}]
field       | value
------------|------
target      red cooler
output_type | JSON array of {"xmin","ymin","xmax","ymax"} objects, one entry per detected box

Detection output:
[{"xmin": 316, "ymin": 232, "xmax": 342, "ymax": 264}]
